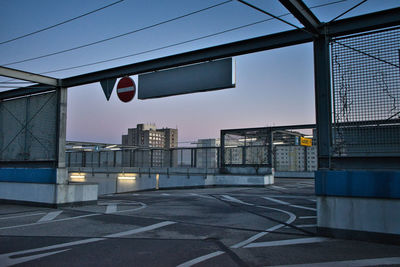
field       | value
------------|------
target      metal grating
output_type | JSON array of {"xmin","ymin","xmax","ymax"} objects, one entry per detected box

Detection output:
[
  {"xmin": 331, "ymin": 27, "xmax": 400, "ymax": 156},
  {"xmin": 0, "ymin": 91, "xmax": 58, "ymax": 163}
]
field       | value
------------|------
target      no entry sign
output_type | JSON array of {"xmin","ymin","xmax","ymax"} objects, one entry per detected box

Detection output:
[{"xmin": 117, "ymin": 77, "xmax": 136, "ymax": 102}]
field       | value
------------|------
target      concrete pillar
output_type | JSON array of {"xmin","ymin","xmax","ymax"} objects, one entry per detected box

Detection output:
[{"xmin": 56, "ymin": 87, "xmax": 68, "ymax": 184}]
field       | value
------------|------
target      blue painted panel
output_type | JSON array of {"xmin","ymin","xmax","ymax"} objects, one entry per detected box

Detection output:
[
  {"xmin": 0, "ymin": 168, "xmax": 56, "ymax": 184},
  {"xmin": 315, "ymin": 170, "xmax": 400, "ymax": 199}
]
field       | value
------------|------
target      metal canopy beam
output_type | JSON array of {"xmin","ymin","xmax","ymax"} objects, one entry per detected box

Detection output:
[
  {"xmin": 278, "ymin": 0, "xmax": 321, "ymax": 34},
  {"xmin": 0, "ymin": 66, "xmax": 59, "ymax": 86},
  {"xmin": 61, "ymin": 7, "xmax": 400, "ymax": 88},
  {"xmin": 0, "ymin": 6, "xmax": 399, "ymax": 100}
]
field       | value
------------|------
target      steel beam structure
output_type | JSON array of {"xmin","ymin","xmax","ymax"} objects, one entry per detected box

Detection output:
[
  {"xmin": 0, "ymin": 7, "xmax": 399, "ymax": 101},
  {"xmin": 0, "ymin": 66, "xmax": 59, "ymax": 86},
  {"xmin": 313, "ymin": 37, "xmax": 331, "ymax": 169},
  {"xmin": 278, "ymin": 0, "xmax": 321, "ymax": 34}
]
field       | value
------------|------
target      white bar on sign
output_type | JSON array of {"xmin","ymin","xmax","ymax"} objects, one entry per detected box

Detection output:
[{"xmin": 117, "ymin": 86, "xmax": 135, "ymax": 93}]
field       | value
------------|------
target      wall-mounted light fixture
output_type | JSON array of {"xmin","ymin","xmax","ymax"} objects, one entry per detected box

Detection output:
[{"xmin": 70, "ymin": 173, "xmax": 86, "ymax": 182}]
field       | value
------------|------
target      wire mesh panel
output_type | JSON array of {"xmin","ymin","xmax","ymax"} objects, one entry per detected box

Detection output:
[
  {"xmin": 0, "ymin": 91, "xmax": 57, "ymax": 163},
  {"xmin": 223, "ymin": 130, "xmax": 271, "ymax": 166},
  {"xmin": 331, "ymin": 27, "xmax": 400, "ymax": 156}
]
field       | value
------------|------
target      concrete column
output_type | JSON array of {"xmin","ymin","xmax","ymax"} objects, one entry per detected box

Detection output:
[{"xmin": 56, "ymin": 87, "xmax": 68, "ymax": 184}]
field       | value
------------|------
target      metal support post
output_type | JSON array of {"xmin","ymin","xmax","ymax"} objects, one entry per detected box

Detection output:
[{"xmin": 314, "ymin": 35, "xmax": 332, "ymax": 169}]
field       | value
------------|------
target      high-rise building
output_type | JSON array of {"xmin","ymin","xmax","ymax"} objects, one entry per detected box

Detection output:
[
  {"xmin": 122, "ymin": 123, "xmax": 177, "ymax": 149},
  {"xmin": 122, "ymin": 124, "xmax": 178, "ymax": 167}
]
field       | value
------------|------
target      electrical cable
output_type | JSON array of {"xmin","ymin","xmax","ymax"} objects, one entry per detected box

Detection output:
[
  {"xmin": 329, "ymin": 0, "xmax": 367, "ymax": 22},
  {"xmin": 0, "ymin": 0, "xmax": 124, "ymax": 45},
  {"xmin": 38, "ymin": 0, "xmax": 347, "ymax": 75},
  {"xmin": 1, "ymin": 0, "xmax": 233, "ymax": 66},
  {"xmin": 0, "ymin": 0, "xmax": 346, "ymax": 82},
  {"xmin": 236, "ymin": 0, "xmax": 314, "ymax": 36}
]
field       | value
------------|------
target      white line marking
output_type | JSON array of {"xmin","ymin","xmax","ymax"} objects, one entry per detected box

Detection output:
[
  {"xmin": 285, "ymin": 224, "xmax": 317, "ymax": 228},
  {"xmin": 267, "ymin": 257, "xmax": 400, "ymax": 267},
  {"xmin": 105, "ymin": 221, "xmax": 176, "ymax": 238},
  {"xmin": 263, "ymin": 197, "xmax": 290, "ymax": 205},
  {"xmin": 112, "ymin": 202, "xmax": 147, "ymax": 213},
  {"xmin": 231, "ymin": 205, "xmax": 296, "ymax": 249},
  {"xmin": 189, "ymin": 193, "xmax": 214, "ymax": 199},
  {"xmin": 262, "ymin": 197, "xmax": 316, "ymax": 211},
  {"xmin": 0, "ymin": 214, "xmax": 98, "ymax": 230},
  {"xmin": 299, "ymin": 216, "xmax": 316, "ymax": 219},
  {"xmin": 177, "ymin": 197, "xmax": 296, "ymax": 266},
  {"xmin": 161, "ymin": 193, "xmax": 170, "ymax": 196},
  {"xmin": 0, "ymin": 212, "xmax": 46, "ymax": 220},
  {"xmin": 290, "ymin": 205, "xmax": 316, "ymax": 211},
  {"xmin": 132, "ymin": 193, "xmax": 140, "ymax": 196},
  {"xmin": 37, "ymin": 211, "xmax": 63, "ymax": 222},
  {"xmin": 221, "ymin": 195, "xmax": 253, "ymax": 205},
  {"xmin": 308, "ymin": 199, "xmax": 317, "ymax": 202},
  {"xmin": 105, "ymin": 204, "xmax": 117, "ymax": 214},
  {"xmin": 0, "ymin": 221, "xmax": 175, "ymax": 266},
  {"xmin": 244, "ymin": 237, "xmax": 330, "ymax": 248},
  {"xmin": 0, "ymin": 248, "xmax": 71, "ymax": 267},
  {"xmin": 271, "ymin": 185, "xmax": 287, "ymax": 190},
  {"xmin": 176, "ymin": 251, "xmax": 225, "ymax": 267}
]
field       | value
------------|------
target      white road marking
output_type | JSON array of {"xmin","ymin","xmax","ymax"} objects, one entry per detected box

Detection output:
[
  {"xmin": 308, "ymin": 199, "xmax": 317, "ymax": 202},
  {"xmin": 290, "ymin": 205, "xmax": 316, "ymax": 211},
  {"xmin": 189, "ymin": 193, "xmax": 214, "ymax": 199},
  {"xmin": 37, "ymin": 211, "xmax": 63, "ymax": 222},
  {"xmin": 0, "ymin": 249, "xmax": 71, "ymax": 267},
  {"xmin": 262, "ymin": 197, "xmax": 316, "ymax": 212},
  {"xmin": 271, "ymin": 185, "xmax": 287, "ymax": 190},
  {"xmin": 132, "ymin": 193, "xmax": 140, "ymax": 196},
  {"xmin": 0, "ymin": 214, "xmax": 98, "ymax": 230},
  {"xmin": 105, "ymin": 204, "xmax": 117, "ymax": 214},
  {"xmin": 268, "ymin": 257, "xmax": 400, "ymax": 267},
  {"xmin": 0, "ymin": 212, "xmax": 46, "ymax": 220},
  {"xmin": 176, "ymin": 251, "xmax": 225, "ymax": 267},
  {"xmin": 263, "ymin": 197, "xmax": 290, "ymax": 205},
  {"xmin": 299, "ymin": 216, "xmax": 316, "ymax": 219},
  {"xmin": 105, "ymin": 221, "xmax": 176, "ymax": 238},
  {"xmin": 111, "ymin": 202, "xmax": 147, "ymax": 214},
  {"xmin": 221, "ymin": 195, "xmax": 253, "ymax": 205},
  {"xmin": 0, "ymin": 221, "xmax": 175, "ymax": 266},
  {"xmin": 244, "ymin": 237, "xmax": 330, "ymax": 248},
  {"xmin": 161, "ymin": 193, "xmax": 171, "ymax": 196},
  {"xmin": 176, "ymin": 197, "xmax": 297, "ymax": 266},
  {"xmin": 285, "ymin": 224, "xmax": 317, "ymax": 228}
]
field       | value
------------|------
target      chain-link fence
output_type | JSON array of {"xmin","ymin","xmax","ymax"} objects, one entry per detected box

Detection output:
[
  {"xmin": 331, "ymin": 27, "xmax": 400, "ymax": 157},
  {"xmin": 0, "ymin": 91, "xmax": 58, "ymax": 166}
]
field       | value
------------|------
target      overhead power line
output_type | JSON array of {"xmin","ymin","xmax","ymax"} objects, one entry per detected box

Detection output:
[
  {"xmin": 0, "ymin": 0, "xmax": 124, "ymax": 45},
  {"xmin": 1, "ymin": 0, "xmax": 233, "ymax": 67},
  {"xmin": 39, "ymin": 0, "xmax": 347, "ymax": 75},
  {"xmin": 329, "ymin": 0, "xmax": 368, "ymax": 22}
]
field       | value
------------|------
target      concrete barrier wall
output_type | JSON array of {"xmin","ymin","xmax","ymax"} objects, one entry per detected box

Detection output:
[{"xmin": 69, "ymin": 167, "xmax": 273, "ymax": 195}]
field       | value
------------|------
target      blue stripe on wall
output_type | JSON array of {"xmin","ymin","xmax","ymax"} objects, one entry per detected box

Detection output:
[
  {"xmin": 0, "ymin": 168, "xmax": 57, "ymax": 184},
  {"xmin": 315, "ymin": 170, "xmax": 400, "ymax": 199}
]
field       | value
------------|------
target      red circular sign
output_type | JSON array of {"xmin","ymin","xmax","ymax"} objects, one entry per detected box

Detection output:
[{"xmin": 117, "ymin": 77, "xmax": 136, "ymax": 103}]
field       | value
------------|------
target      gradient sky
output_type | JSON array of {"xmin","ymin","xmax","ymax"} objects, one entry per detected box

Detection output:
[{"xmin": 1, "ymin": 0, "xmax": 399, "ymax": 144}]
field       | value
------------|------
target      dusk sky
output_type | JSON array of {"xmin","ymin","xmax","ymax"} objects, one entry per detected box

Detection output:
[{"xmin": 1, "ymin": 0, "xmax": 399, "ymax": 144}]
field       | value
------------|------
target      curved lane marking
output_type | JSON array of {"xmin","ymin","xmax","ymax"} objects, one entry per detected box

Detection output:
[{"xmin": 176, "ymin": 195, "xmax": 297, "ymax": 267}]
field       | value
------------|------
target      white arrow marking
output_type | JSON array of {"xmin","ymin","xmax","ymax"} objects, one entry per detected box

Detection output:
[
  {"xmin": 105, "ymin": 204, "xmax": 117, "ymax": 214},
  {"xmin": 37, "ymin": 211, "xmax": 63, "ymax": 222}
]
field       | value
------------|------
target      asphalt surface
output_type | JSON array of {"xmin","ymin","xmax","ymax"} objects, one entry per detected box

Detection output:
[{"xmin": 1, "ymin": 178, "xmax": 400, "ymax": 267}]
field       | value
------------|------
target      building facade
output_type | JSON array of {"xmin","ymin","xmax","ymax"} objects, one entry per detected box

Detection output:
[{"xmin": 122, "ymin": 124, "xmax": 178, "ymax": 167}]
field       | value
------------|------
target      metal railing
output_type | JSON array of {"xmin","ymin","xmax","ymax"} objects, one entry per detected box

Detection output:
[{"xmin": 66, "ymin": 147, "xmax": 220, "ymax": 169}]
